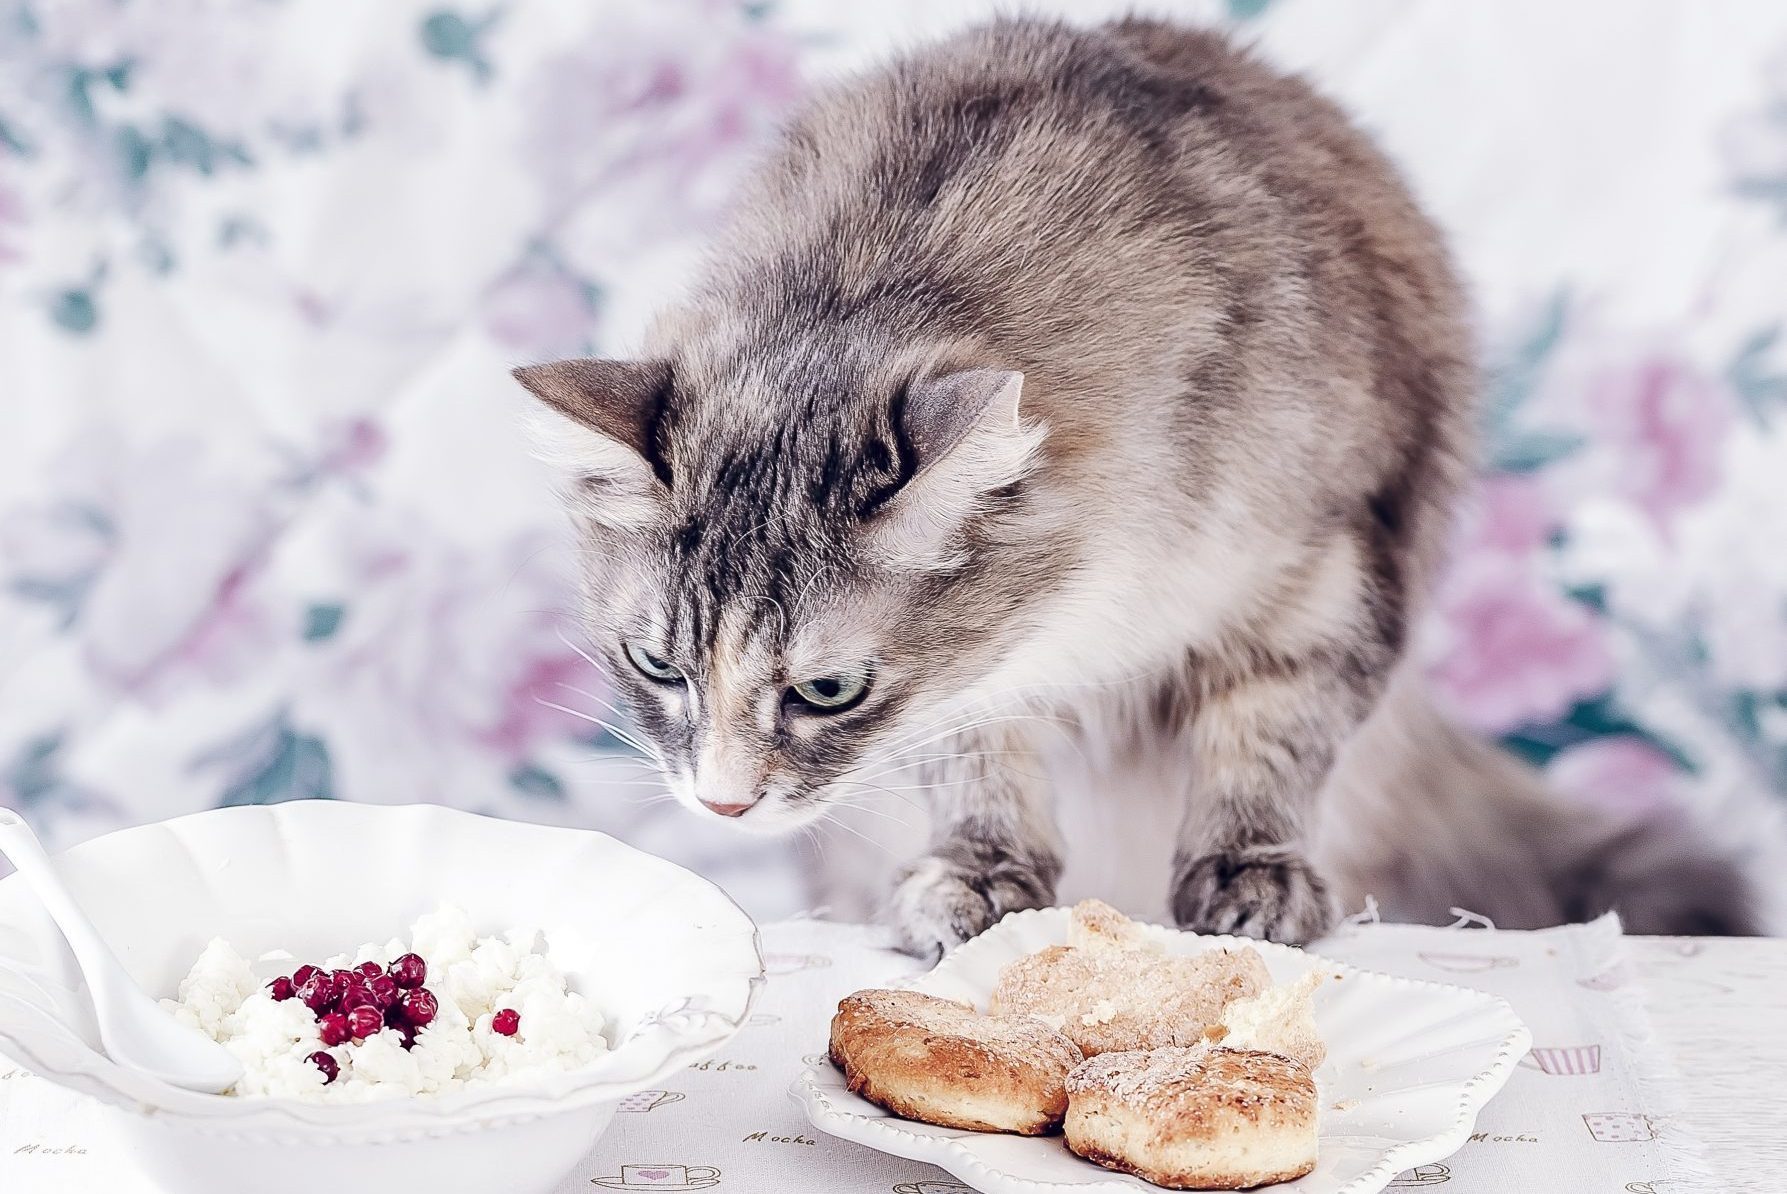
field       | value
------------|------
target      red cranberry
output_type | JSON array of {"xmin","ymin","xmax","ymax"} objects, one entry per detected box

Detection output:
[
  {"xmin": 268, "ymin": 976, "xmax": 295, "ymax": 1002},
  {"xmin": 329, "ymin": 969, "xmax": 356, "ymax": 999},
  {"xmin": 388, "ymin": 953, "xmax": 427, "ymax": 990},
  {"xmin": 298, "ymin": 974, "xmax": 335, "ymax": 1013},
  {"xmin": 491, "ymin": 1009, "xmax": 520, "ymax": 1037},
  {"xmin": 347, "ymin": 1005, "xmax": 384, "ymax": 1040},
  {"xmin": 355, "ymin": 961, "xmax": 383, "ymax": 979},
  {"xmin": 292, "ymin": 964, "xmax": 320, "ymax": 988},
  {"xmin": 338, "ymin": 984, "xmax": 373, "ymax": 1013},
  {"xmin": 367, "ymin": 975, "xmax": 400, "ymax": 1009},
  {"xmin": 318, "ymin": 1012, "xmax": 351, "ymax": 1047},
  {"xmin": 397, "ymin": 988, "xmax": 438, "ymax": 1028},
  {"xmin": 309, "ymin": 1051, "xmax": 339, "ymax": 1084}
]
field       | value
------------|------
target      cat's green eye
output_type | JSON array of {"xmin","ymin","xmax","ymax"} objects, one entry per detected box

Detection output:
[
  {"xmin": 624, "ymin": 640, "xmax": 683, "ymax": 683},
  {"xmin": 789, "ymin": 666, "xmax": 873, "ymax": 713}
]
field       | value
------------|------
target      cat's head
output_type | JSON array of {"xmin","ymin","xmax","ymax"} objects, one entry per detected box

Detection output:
[{"xmin": 516, "ymin": 341, "xmax": 1052, "ymax": 833}]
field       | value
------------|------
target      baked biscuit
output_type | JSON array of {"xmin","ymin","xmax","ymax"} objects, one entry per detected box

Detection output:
[
  {"xmin": 829, "ymin": 988, "xmax": 1085, "ymax": 1134},
  {"xmin": 1065, "ymin": 1045, "xmax": 1318, "ymax": 1189},
  {"xmin": 990, "ymin": 943, "xmax": 1271, "ymax": 1056}
]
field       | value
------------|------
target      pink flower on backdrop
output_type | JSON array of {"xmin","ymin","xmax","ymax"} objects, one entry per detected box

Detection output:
[
  {"xmin": 1544, "ymin": 737, "xmax": 1682, "ymax": 821},
  {"xmin": 1580, "ymin": 356, "xmax": 1733, "ymax": 535},
  {"xmin": 1, "ymin": 435, "xmax": 279, "ymax": 703},
  {"xmin": 1470, "ymin": 473, "xmax": 1556, "ymax": 555},
  {"xmin": 519, "ymin": 8, "xmax": 801, "ymax": 229},
  {"xmin": 308, "ymin": 418, "xmax": 388, "ymax": 478},
  {"xmin": 1427, "ymin": 478, "xmax": 1613, "ymax": 734},
  {"xmin": 482, "ymin": 255, "xmax": 599, "ymax": 359},
  {"xmin": 315, "ymin": 521, "xmax": 606, "ymax": 774}
]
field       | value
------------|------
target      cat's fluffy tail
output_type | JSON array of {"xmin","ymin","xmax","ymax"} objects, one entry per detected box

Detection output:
[{"xmin": 1320, "ymin": 668, "xmax": 1780, "ymax": 935}]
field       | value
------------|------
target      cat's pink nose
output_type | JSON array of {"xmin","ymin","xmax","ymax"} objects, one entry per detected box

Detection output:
[{"xmin": 700, "ymin": 799, "xmax": 756, "ymax": 818}]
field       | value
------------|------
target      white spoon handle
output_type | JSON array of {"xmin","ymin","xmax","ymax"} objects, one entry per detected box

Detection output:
[
  {"xmin": 0, "ymin": 809, "xmax": 242, "ymax": 1093},
  {"xmin": 0, "ymin": 810, "xmax": 141, "ymax": 1017}
]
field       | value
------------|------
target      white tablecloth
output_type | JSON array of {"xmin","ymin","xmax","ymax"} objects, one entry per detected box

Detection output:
[{"xmin": 0, "ymin": 916, "xmax": 1722, "ymax": 1193}]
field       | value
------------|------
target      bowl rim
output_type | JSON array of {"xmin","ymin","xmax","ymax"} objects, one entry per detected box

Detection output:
[{"xmin": 0, "ymin": 801, "xmax": 766, "ymax": 1137}]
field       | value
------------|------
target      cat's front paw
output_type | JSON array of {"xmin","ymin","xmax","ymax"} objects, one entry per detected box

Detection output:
[
  {"xmin": 887, "ymin": 851, "xmax": 1055, "ymax": 962},
  {"xmin": 1171, "ymin": 845, "xmax": 1336, "ymax": 944}
]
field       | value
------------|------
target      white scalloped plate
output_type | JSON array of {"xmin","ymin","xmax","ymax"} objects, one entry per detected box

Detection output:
[{"xmin": 792, "ymin": 908, "xmax": 1530, "ymax": 1194}]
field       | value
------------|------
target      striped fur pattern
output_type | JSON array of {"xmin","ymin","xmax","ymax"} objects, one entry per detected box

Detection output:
[{"xmin": 516, "ymin": 18, "xmax": 1761, "ymax": 956}]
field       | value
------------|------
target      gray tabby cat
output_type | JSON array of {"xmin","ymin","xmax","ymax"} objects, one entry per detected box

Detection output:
[{"xmin": 515, "ymin": 18, "xmax": 1760, "ymax": 956}]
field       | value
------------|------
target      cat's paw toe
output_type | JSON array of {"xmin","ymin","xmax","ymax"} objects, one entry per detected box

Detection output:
[
  {"xmin": 1171, "ymin": 846, "xmax": 1336, "ymax": 944},
  {"xmin": 887, "ymin": 856, "xmax": 999, "ymax": 962}
]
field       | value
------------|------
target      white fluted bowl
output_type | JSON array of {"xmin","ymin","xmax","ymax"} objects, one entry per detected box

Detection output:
[{"xmin": 0, "ymin": 802, "xmax": 764, "ymax": 1194}]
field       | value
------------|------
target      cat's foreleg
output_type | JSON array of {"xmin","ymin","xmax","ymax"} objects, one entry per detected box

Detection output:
[
  {"xmin": 885, "ymin": 724, "xmax": 1062, "ymax": 960},
  {"xmin": 1170, "ymin": 655, "xmax": 1380, "ymax": 944}
]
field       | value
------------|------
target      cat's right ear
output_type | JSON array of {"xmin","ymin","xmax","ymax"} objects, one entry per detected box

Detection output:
[{"xmin": 513, "ymin": 358, "xmax": 672, "ymax": 530}]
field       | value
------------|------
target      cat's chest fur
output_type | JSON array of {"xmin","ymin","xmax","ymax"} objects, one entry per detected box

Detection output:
[{"xmin": 807, "ymin": 721, "xmax": 1209, "ymax": 923}]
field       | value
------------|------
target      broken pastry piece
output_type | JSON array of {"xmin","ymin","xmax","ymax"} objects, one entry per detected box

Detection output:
[{"xmin": 1205, "ymin": 969, "xmax": 1328, "ymax": 1070}]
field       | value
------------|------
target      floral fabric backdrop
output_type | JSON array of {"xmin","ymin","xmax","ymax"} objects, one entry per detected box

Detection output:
[{"xmin": 2, "ymin": 0, "xmax": 1785, "ymax": 921}]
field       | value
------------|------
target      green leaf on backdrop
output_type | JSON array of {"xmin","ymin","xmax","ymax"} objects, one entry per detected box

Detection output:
[
  {"xmin": 302, "ymin": 602, "xmax": 346, "ymax": 642},
  {"xmin": 49, "ymin": 288, "xmax": 97, "ymax": 334},
  {"xmin": 507, "ymin": 763, "xmax": 566, "ymax": 801},
  {"xmin": 1728, "ymin": 324, "xmax": 1787, "ymax": 430},
  {"xmin": 419, "ymin": 10, "xmax": 498, "ymax": 84},
  {"xmin": 1499, "ymin": 692, "xmax": 1695, "ymax": 774},
  {"xmin": 1480, "ymin": 291, "xmax": 1584, "ymax": 475},
  {"xmin": 218, "ymin": 725, "xmax": 334, "ymax": 807},
  {"xmin": 1485, "ymin": 290, "xmax": 1567, "ymax": 432},
  {"xmin": 0, "ymin": 116, "xmax": 32, "ymax": 156},
  {"xmin": 1491, "ymin": 430, "xmax": 1584, "ymax": 474},
  {"xmin": 4, "ymin": 733, "xmax": 65, "ymax": 808}
]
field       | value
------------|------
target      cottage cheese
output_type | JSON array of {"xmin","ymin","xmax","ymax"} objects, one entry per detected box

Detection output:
[{"xmin": 164, "ymin": 905, "xmax": 609, "ymax": 1101}]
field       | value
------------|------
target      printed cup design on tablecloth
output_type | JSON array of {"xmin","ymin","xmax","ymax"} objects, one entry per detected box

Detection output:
[
  {"xmin": 1521, "ymin": 1045, "xmax": 1602, "ymax": 1075},
  {"xmin": 746, "ymin": 1012, "xmax": 782, "ymax": 1027},
  {"xmin": 617, "ymin": 1089, "xmax": 686, "ymax": 1113},
  {"xmin": 893, "ymin": 1181, "xmax": 978, "ymax": 1194},
  {"xmin": 1583, "ymin": 1112, "xmax": 1659, "ymax": 1142},
  {"xmin": 801, "ymin": 1051, "xmax": 830, "ymax": 1067},
  {"xmin": 764, "ymin": 953, "xmax": 833, "ymax": 976},
  {"xmin": 1416, "ymin": 951, "xmax": 1519, "ymax": 974},
  {"xmin": 1626, "ymin": 1179, "xmax": 1727, "ymax": 1193},
  {"xmin": 627, "ymin": 996, "xmax": 741, "ymax": 1041},
  {"xmin": 591, "ymin": 1163, "xmax": 721, "ymax": 1190},
  {"xmin": 1388, "ymin": 1164, "xmax": 1451, "ymax": 1187}
]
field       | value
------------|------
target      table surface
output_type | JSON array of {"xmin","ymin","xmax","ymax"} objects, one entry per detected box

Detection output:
[
  {"xmin": 0, "ymin": 926, "xmax": 1777, "ymax": 1193},
  {"xmin": 1630, "ymin": 936, "xmax": 1787, "ymax": 1191}
]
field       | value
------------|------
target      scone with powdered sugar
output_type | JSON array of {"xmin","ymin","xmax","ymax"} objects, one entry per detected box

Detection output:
[
  {"xmin": 829, "ymin": 989, "xmax": 1085, "ymax": 1134},
  {"xmin": 1065, "ymin": 1044, "xmax": 1318, "ymax": 1189},
  {"xmin": 989, "ymin": 901, "xmax": 1272, "ymax": 1056}
]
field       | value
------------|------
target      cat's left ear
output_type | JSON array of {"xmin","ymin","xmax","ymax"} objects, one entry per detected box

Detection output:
[
  {"xmin": 513, "ymin": 358, "xmax": 671, "ymax": 530},
  {"xmin": 870, "ymin": 367, "xmax": 1045, "ymax": 567}
]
